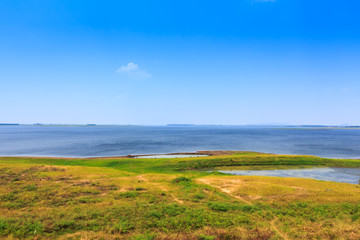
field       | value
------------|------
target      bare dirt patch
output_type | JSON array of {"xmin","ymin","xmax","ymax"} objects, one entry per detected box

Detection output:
[{"xmin": 197, "ymin": 178, "xmax": 253, "ymax": 205}]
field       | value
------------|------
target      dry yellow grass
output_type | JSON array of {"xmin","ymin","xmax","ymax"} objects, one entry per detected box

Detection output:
[{"xmin": 197, "ymin": 175, "xmax": 360, "ymax": 204}]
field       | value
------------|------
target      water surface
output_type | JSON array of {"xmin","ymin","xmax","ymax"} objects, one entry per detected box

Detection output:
[
  {"xmin": 1, "ymin": 125, "xmax": 360, "ymax": 158},
  {"xmin": 217, "ymin": 167, "xmax": 360, "ymax": 184}
]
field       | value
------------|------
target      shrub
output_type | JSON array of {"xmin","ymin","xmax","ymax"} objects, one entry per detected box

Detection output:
[
  {"xmin": 0, "ymin": 219, "xmax": 8, "ymax": 235},
  {"xmin": 172, "ymin": 177, "xmax": 192, "ymax": 184},
  {"xmin": 1, "ymin": 192, "xmax": 17, "ymax": 201},
  {"xmin": 207, "ymin": 202, "xmax": 233, "ymax": 212},
  {"xmin": 5, "ymin": 201, "xmax": 26, "ymax": 209},
  {"xmin": 351, "ymin": 214, "xmax": 360, "ymax": 222},
  {"xmin": 116, "ymin": 191, "xmax": 139, "ymax": 198},
  {"xmin": 112, "ymin": 220, "xmax": 134, "ymax": 234},
  {"xmin": 54, "ymin": 220, "xmax": 77, "ymax": 231},
  {"xmin": 194, "ymin": 193, "xmax": 205, "ymax": 200},
  {"xmin": 0, "ymin": 219, "xmax": 43, "ymax": 238},
  {"xmin": 239, "ymin": 205, "xmax": 256, "ymax": 212},
  {"xmin": 76, "ymin": 196, "xmax": 101, "ymax": 203},
  {"xmin": 147, "ymin": 211, "xmax": 163, "ymax": 218},
  {"xmin": 163, "ymin": 204, "xmax": 186, "ymax": 216}
]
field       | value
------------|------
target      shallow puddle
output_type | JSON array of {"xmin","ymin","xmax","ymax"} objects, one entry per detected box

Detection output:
[{"xmin": 217, "ymin": 167, "xmax": 360, "ymax": 184}]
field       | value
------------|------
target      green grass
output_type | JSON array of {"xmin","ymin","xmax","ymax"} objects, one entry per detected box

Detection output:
[
  {"xmin": 1, "ymin": 152, "xmax": 359, "ymax": 174},
  {"xmin": 0, "ymin": 151, "xmax": 359, "ymax": 239}
]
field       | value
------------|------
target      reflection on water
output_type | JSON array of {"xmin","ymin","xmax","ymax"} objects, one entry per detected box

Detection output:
[{"xmin": 217, "ymin": 168, "xmax": 360, "ymax": 184}]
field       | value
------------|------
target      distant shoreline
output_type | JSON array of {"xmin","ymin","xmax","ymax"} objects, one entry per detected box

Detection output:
[
  {"xmin": 270, "ymin": 127, "xmax": 360, "ymax": 130},
  {"xmin": 0, "ymin": 150, "xmax": 229, "ymax": 160},
  {"xmin": 1, "ymin": 124, "xmax": 360, "ymax": 129},
  {"xmin": 1, "ymin": 151, "xmax": 359, "ymax": 160}
]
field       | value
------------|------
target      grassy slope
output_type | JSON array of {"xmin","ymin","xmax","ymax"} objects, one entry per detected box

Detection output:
[
  {"xmin": 2, "ymin": 151, "xmax": 360, "ymax": 173},
  {"xmin": 0, "ymin": 152, "xmax": 360, "ymax": 239}
]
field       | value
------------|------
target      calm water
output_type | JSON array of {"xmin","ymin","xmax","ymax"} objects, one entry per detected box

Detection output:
[
  {"xmin": 217, "ymin": 168, "xmax": 360, "ymax": 184},
  {"xmin": 0, "ymin": 125, "xmax": 360, "ymax": 158}
]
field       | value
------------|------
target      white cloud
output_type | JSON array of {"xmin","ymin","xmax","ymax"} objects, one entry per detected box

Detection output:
[{"xmin": 116, "ymin": 62, "xmax": 151, "ymax": 79}]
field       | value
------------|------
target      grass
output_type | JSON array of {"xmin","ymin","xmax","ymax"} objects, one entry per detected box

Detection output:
[{"xmin": 0, "ymin": 151, "xmax": 359, "ymax": 239}]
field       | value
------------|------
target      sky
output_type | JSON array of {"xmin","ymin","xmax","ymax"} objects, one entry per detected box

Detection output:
[{"xmin": 1, "ymin": 0, "xmax": 360, "ymax": 125}]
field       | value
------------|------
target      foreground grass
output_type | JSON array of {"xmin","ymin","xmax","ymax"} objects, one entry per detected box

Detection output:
[{"xmin": 0, "ymin": 152, "xmax": 360, "ymax": 239}]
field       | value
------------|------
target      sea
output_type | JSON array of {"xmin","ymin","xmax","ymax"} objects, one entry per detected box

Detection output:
[{"xmin": 0, "ymin": 125, "xmax": 360, "ymax": 158}]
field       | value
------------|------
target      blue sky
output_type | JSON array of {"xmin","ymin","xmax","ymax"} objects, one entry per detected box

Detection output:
[{"xmin": 1, "ymin": 0, "xmax": 360, "ymax": 125}]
